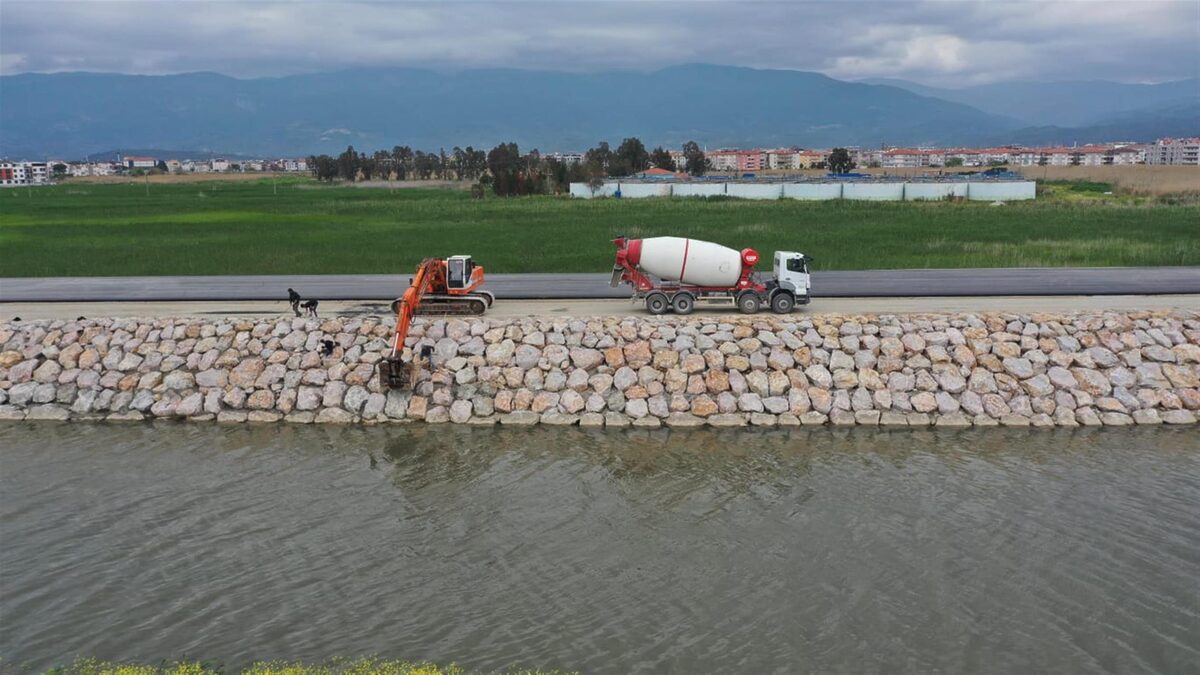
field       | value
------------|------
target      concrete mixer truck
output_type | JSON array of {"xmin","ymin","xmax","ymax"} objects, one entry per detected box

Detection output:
[{"xmin": 610, "ymin": 236, "xmax": 812, "ymax": 315}]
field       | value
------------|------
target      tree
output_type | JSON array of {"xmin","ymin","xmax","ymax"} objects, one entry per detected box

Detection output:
[
  {"xmin": 337, "ymin": 145, "xmax": 359, "ymax": 181},
  {"xmin": 945, "ymin": 157, "xmax": 964, "ymax": 167},
  {"xmin": 155, "ymin": 160, "xmax": 168, "ymax": 172},
  {"xmin": 373, "ymin": 150, "xmax": 392, "ymax": 179},
  {"xmin": 584, "ymin": 141, "xmax": 612, "ymax": 176},
  {"xmin": 612, "ymin": 137, "xmax": 649, "ymax": 176},
  {"xmin": 682, "ymin": 141, "xmax": 707, "ymax": 176},
  {"xmin": 827, "ymin": 147, "xmax": 855, "ymax": 174},
  {"xmin": 487, "ymin": 142, "xmax": 523, "ymax": 196},
  {"xmin": 391, "ymin": 145, "xmax": 413, "ymax": 180},
  {"xmin": 52, "ymin": 162, "xmax": 68, "ymax": 177},
  {"xmin": 308, "ymin": 154, "xmax": 338, "ymax": 181},
  {"xmin": 649, "ymin": 146, "xmax": 676, "ymax": 171}
]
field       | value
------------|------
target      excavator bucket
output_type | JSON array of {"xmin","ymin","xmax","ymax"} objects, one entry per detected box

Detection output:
[{"xmin": 380, "ymin": 345, "xmax": 434, "ymax": 389}]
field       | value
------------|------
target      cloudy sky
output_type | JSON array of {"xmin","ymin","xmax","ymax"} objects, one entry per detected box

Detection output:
[{"xmin": 2, "ymin": 0, "xmax": 1196, "ymax": 86}]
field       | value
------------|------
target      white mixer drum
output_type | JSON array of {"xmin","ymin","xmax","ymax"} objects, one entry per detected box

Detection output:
[{"xmin": 633, "ymin": 236, "xmax": 744, "ymax": 287}]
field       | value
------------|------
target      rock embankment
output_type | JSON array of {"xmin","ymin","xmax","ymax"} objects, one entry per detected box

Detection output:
[{"xmin": 1, "ymin": 311, "xmax": 1198, "ymax": 428}]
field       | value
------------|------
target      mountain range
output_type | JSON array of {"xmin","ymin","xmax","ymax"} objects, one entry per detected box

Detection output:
[{"xmin": 1, "ymin": 64, "xmax": 1195, "ymax": 159}]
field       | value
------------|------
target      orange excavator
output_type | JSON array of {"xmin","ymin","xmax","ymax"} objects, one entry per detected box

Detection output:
[{"xmin": 380, "ymin": 255, "xmax": 493, "ymax": 389}]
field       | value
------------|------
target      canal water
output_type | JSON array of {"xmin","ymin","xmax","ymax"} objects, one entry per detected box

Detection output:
[{"xmin": 1, "ymin": 423, "xmax": 1198, "ymax": 674}]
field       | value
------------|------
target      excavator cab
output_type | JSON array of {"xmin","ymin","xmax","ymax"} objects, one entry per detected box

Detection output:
[{"xmin": 447, "ymin": 255, "xmax": 471, "ymax": 289}]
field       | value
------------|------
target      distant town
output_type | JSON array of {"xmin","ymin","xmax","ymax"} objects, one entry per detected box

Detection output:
[{"xmin": 0, "ymin": 136, "xmax": 1196, "ymax": 188}]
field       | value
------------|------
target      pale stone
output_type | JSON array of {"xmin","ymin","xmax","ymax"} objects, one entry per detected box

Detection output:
[
  {"xmin": 315, "ymin": 407, "xmax": 354, "ymax": 424},
  {"xmin": 26, "ymin": 404, "xmax": 69, "ymax": 420},
  {"xmin": 499, "ymin": 410, "xmax": 540, "ymax": 425},
  {"xmin": 935, "ymin": 412, "xmax": 972, "ymax": 427},
  {"xmin": 1002, "ymin": 357, "xmax": 1035, "ymax": 379},
  {"xmin": 342, "ymin": 385, "xmax": 370, "ymax": 413},
  {"xmin": 910, "ymin": 391, "xmax": 937, "ymax": 413},
  {"xmin": 603, "ymin": 412, "xmax": 630, "ymax": 427},
  {"xmin": 708, "ymin": 413, "xmax": 747, "ymax": 427},
  {"xmin": 1162, "ymin": 409, "xmax": 1197, "ymax": 424}
]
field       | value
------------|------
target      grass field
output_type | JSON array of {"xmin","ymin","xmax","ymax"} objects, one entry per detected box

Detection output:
[{"xmin": 1, "ymin": 178, "xmax": 1197, "ymax": 277}]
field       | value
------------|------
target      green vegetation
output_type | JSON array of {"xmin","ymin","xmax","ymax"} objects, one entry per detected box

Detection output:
[
  {"xmin": 40, "ymin": 657, "xmax": 572, "ymax": 675},
  {"xmin": 1, "ymin": 178, "xmax": 1197, "ymax": 277}
]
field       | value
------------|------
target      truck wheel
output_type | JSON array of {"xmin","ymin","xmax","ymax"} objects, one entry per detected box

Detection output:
[
  {"xmin": 671, "ymin": 293, "xmax": 695, "ymax": 315},
  {"xmin": 771, "ymin": 293, "xmax": 795, "ymax": 314},
  {"xmin": 645, "ymin": 293, "xmax": 669, "ymax": 315},
  {"xmin": 737, "ymin": 293, "xmax": 761, "ymax": 314}
]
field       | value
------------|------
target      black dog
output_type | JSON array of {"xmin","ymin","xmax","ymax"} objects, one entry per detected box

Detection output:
[
  {"xmin": 288, "ymin": 288, "xmax": 302, "ymax": 317},
  {"xmin": 301, "ymin": 299, "xmax": 319, "ymax": 318},
  {"xmin": 319, "ymin": 339, "xmax": 336, "ymax": 357}
]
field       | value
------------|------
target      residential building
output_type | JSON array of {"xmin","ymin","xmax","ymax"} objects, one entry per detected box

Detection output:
[
  {"xmin": 794, "ymin": 150, "xmax": 826, "ymax": 169},
  {"xmin": 734, "ymin": 149, "xmax": 766, "ymax": 172},
  {"xmin": 1107, "ymin": 146, "xmax": 1144, "ymax": 165},
  {"xmin": 545, "ymin": 152, "xmax": 583, "ymax": 165},
  {"xmin": 0, "ymin": 162, "xmax": 28, "ymax": 186},
  {"xmin": 25, "ymin": 162, "xmax": 50, "ymax": 184},
  {"xmin": 210, "ymin": 158, "xmax": 230, "ymax": 172},
  {"xmin": 882, "ymin": 148, "xmax": 934, "ymax": 168},
  {"xmin": 765, "ymin": 148, "xmax": 797, "ymax": 170},
  {"xmin": 706, "ymin": 149, "xmax": 739, "ymax": 172},
  {"xmin": 1145, "ymin": 137, "xmax": 1200, "ymax": 165}
]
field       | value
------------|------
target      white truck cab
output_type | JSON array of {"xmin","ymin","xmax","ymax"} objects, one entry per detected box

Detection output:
[{"xmin": 772, "ymin": 251, "xmax": 812, "ymax": 305}]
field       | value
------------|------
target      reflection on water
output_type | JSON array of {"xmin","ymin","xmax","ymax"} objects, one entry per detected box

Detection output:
[{"xmin": 1, "ymin": 423, "xmax": 1198, "ymax": 674}]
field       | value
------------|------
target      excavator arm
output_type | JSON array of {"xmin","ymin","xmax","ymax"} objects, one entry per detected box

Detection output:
[
  {"xmin": 381, "ymin": 258, "xmax": 441, "ymax": 389},
  {"xmin": 380, "ymin": 256, "xmax": 492, "ymax": 390}
]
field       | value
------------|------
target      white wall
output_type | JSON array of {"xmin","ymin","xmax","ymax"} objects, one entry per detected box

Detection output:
[
  {"xmin": 967, "ymin": 181, "xmax": 1036, "ymax": 201},
  {"xmin": 903, "ymin": 182, "xmax": 969, "ymax": 201},
  {"xmin": 571, "ymin": 180, "xmax": 1038, "ymax": 201},
  {"xmin": 618, "ymin": 183, "xmax": 673, "ymax": 198},
  {"xmin": 726, "ymin": 183, "xmax": 783, "ymax": 199},
  {"xmin": 671, "ymin": 183, "xmax": 727, "ymax": 198},
  {"xmin": 843, "ymin": 183, "xmax": 906, "ymax": 200},
  {"xmin": 782, "ymin": 183, "xmax": 843, "ymax": 200}
]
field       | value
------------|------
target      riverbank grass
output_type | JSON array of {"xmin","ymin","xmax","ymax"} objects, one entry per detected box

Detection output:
[{"xmin": 1, "ymin": 178, "xmax": 1197, "ymax": 276}]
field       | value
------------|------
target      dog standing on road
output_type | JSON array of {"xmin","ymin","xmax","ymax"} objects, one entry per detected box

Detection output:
[{"xmin": 301, "ymin": 299, "xmax": 319, "ymax": 318}]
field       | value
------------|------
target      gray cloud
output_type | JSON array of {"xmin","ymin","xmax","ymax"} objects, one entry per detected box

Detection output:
[{"xmin": 2, "ymin": 1, "xmax": 1196, "ymax": 85}]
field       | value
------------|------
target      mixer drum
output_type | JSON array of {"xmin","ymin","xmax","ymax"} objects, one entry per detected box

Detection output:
[{"xmin": 629, "ymin": 236, "xmax": 746, "ymax": 287}]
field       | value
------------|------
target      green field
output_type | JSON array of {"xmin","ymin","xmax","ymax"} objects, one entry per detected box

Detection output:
[{"xmin": 1, "ymin": 178, "xmax": 1197, "ymax": 276}]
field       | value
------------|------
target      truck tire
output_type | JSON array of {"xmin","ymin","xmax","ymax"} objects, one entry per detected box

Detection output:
[
  {"xmin": 671, "ymin": 293, "xmax": 695, "ymax": 315},
  {"xmin": 737, "ymin": 292, "xmax": 761, "ymax": 314},
  {"xmin": 645, "ymin": 293, "xmax": 669, "ymax": 315},
  {"xmin": 770, "ymin": 292, "xmax": 795, "ymax": 314}
]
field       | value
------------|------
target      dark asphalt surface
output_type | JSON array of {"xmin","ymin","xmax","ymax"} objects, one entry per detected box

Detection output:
[{"xmin": 2, "ymin": 267, "xmax": 1198, "ymax": 302}]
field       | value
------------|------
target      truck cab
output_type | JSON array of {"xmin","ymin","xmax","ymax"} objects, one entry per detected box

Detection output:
[{"xmin": 772, "ymin": 251, "xmax": 812, "ymax": 306}]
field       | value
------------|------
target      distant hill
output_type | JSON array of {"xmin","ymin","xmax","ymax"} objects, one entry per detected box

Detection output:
[
  {"xmin": 0, "ymin": 65, "xmax": 1020, "ymax": 158},
  {"xmin": 860, "ymin": 77, "xmax": 1199, "ymax": 128},
  {"xmin": 991, "ymin": 102, "xmax": 1200, "ymax": 146},
  {"xmin": 77, "ymin": 149, "xmax": 258, "ymax": 162}
]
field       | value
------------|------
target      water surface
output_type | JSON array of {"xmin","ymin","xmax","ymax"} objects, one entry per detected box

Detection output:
[{"xmin": 1, "ymin": 423, "xmax": 1198, "ymax": 673}]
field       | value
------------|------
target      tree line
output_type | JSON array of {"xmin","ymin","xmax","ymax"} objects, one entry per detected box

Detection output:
[{"xmin": 307, "ymin": 138, "xmax": 711, "ymax": 197}]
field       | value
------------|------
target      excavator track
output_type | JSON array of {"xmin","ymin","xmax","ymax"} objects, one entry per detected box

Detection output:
[{"xmin": 391, "ymin": 292, "xmax": 490, "ymax": 316}]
